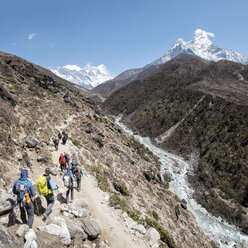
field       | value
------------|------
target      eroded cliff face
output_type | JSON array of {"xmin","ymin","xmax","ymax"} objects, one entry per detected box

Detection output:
[{"xmin": 0, "ymin": 52, "xmax": 213, "ymax": 248}]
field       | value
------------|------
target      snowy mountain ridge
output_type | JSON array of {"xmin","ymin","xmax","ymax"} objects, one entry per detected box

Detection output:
[
  {"xmin": 152, "ymin": 29, "xmax": 248, "ymax": 65},
  {"xmin": 49, "ymin": 64, "xmax": 113, "ymax": 89}
]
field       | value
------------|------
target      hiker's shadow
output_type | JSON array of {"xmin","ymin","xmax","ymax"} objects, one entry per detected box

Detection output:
[{"xmin": 57, "ymin": 193, "xmax": 67, "ymax": 204}]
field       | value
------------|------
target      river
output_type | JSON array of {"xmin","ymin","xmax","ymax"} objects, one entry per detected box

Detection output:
[{"xmin": 115, "ymin": 117, "xmax": 248, "ymax": 248}]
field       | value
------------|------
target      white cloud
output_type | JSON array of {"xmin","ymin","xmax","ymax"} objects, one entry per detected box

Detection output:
[
  {"xmin": 49, "ymin": 43, "xmax": 54, "ymax": 48},
  {"xmin": 28, "ymin": 33, "xmax": 36, "ymax": 40},
  {"xmin": 12, "ymin": 42, "xmax": 17, "ymax": 46}
]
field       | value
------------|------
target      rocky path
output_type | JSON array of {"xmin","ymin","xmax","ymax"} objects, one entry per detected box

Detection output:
[{"xmin": 32, "ymin": 114, "xmax": 150, "ymax": 248}]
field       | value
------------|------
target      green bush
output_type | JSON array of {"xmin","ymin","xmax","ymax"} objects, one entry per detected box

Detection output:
[
  {"xmin": 70, "ymin": 138, "xmax": 81, "ymax": 147},
  {"xmin": 144, "ymin": 217, "xmax": 177, "ymax": 248}
]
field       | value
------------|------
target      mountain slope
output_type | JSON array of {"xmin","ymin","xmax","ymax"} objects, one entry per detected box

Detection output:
[
  {"xmin": 103, "ymin": 57, "xmax": 248, "ymax": 234},
  {"xmin": 94, "ymin": 29, "xmax": 248, "ymax": 96},
  {"xmin": 49, "ymin": 64, "xmax": 113, "ymax": 89},
  {"xmin": 0, "ymin": 52, "xmax": 213, "ymax": 247}
]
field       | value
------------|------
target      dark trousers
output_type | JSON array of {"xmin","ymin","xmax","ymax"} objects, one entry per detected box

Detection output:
[
  {"xmin": 66, "ymin": 186, "xmax": 74, "ymax": 204},
  {"xmin": 20, "ymin": 202, "xmax": 34, "ymax": 228},
  {"xmin": 44, "ymin": 193, "xmax": 54, "ymax": 216},
  {"xmin": 60, "ymin": 163, "xmax": 66, "ymax": 172},
  {"xmin": 76, "ymin": 178, "xmax": 81, "ymax": 191}
]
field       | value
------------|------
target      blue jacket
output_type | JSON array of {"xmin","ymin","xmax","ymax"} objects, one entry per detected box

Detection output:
[
  {"xmin": 48, "ymin": 177, "xmax": 57, "ymax": 190},
  {"xmin": 43, "ymin": 173, "xmax": 58, "ymax": 191}
]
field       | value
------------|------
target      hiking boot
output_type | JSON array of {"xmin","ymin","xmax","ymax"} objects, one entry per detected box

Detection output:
[{"xmin": 42, "ymin": 213, "xmax": 48, "ymax": 222}]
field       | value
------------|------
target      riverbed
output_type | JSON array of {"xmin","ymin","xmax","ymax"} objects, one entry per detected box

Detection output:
[{"xmin": 116, "ymin": 117, "xmax": 248, "ymax": 248}]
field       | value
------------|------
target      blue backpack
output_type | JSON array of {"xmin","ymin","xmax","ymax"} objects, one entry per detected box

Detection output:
[{"xmin": 16, "ymin": 180, "xmax": 30, "ymax": 206}]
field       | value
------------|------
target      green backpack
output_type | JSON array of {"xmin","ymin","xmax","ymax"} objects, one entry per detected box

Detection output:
[{"xmin": 37, "ymin": 176, "xmax": 49, "ymax": 196}]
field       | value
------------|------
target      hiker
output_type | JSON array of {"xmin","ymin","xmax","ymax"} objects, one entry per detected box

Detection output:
[
  {"xmin": 12, "ymin": 169, "xmax": 36, "ymax": 228},
  {"xmin": 64, "ymin": 153, "xmax": 71, "ymax": 167},
  {"xmin": 62, "ymin": 167, "xmax": 75, "ymax": 204},
  {"xmin": 52, "ymin": 135, "xmax": 59, "ymax": 151},
  {"xmin": 58, "ymin": 132, "xmax": 62, "ymax": 140},
  {"xmin": 59, "ymin": 153, "xmax": 67, "ymax": 172},
  {"xmin": 37, "ymin": 168, "xmax": 58, "ymax": 221},
  {"xmin": 62, "ymin": 131, "xmax": 68, "ymax": 145},
  {"xmin": 72, "ymin": 159, "xmax": 83, "ymax": 192}
]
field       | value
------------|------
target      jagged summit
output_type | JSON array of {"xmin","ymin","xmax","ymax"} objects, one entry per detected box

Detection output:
[
  {"xmin": 49, "ymin": 64, "xmax": 113, "ymax": 89},
  {"xmin": 94, "ymin": 29, "xmax": 248, "ymax": 96},
  {"xmin": 152, "ymin": 29, "xmax": 248, "ymax": 65}
]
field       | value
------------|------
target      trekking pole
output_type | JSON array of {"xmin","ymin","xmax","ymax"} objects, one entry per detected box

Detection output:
[{"xmin": 34, "ymin": 197, "xmax": 40, "ymax": 216}]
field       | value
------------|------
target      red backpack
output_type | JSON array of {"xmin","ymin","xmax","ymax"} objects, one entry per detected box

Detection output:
[{"xmin": 59, "ymin": 154, "xmax": 66, "ymax": 164}]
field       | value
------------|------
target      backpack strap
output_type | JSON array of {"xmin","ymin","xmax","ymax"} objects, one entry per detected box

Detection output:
[{"xmin": 45, "ymin": 175, "xmax": 51, "ymax": 189}]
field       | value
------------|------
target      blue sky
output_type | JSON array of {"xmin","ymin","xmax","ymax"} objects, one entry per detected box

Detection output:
[{"xmin": 1, "ymin": 0, "xmax": 248, "ymax": 75}]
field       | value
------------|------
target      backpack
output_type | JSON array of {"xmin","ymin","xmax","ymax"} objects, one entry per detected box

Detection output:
[
  {"xmin": 60, "ymin": 154, "xmax": 66, "ymax": 164},
  {"xmin": 74, "ymin": 168, "xmax": 81, "ymax": 180},
  {"xmin": 62, "ymin": 136, "xmax": 67, "ymax": 143},
  {"xmin": 65, "ymin": 153, "xmax": 70, "ymax": 162},
  {"xmin": 37, "ymin": 176, "xmax": 49, "ymax": 196},
  {"xmin": 58, "ymin": 133, "xmax": 62, "ymax": 139},
  {"xmin": 63, "ymin": 173, "xmax": 71, "ymax": 188},
  {"xmin": 16, "ymin": 180, "xmax": 29, "ymax": 204}
]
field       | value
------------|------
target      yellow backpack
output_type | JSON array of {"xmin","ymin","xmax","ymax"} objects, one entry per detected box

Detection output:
[{"xmin": 37, "ymin": 176, "xmax": 49, "ymax": 196}]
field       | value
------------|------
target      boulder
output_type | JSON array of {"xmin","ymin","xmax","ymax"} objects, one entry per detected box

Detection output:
[
  {"xmin": 21, "ymin": 152, "xmax": 32, "ymax": 168},
  {"xmin": 81, "ymin": 218, "xmax": 101, "ymax": 239},
  {"xmin": 22, "ymin": 136, "xmax": 40, "ymax": 148},
  {"xmin": 125, "ymin": 217, "xmax": 137, "ymax": 229},
  {"xmin": 133, "ymin": 224, "xmax": 146, "ymax": 235},
  {"xmin": 112, "ymin": 181, "xmax": 129, "ymax": 196},
  {"xmin": 144, "ymin": 227, "xmax": 160, "ymax": 244},
  {"xmin": 0, "ymin": 216, "xmax": 8, "ymax": 226},
  {"xmin": 41, "ymin": 223, "xmax": 71, "ymax": 246},
  {"xmin": 62, "ymin": 217, "xmax": 87, "ymax": 240},
  {"xmin": 37, "ymin": 155, "xmax": 50, "ymax": 163},
  {"xmin": 144, "ymin": 170, "xmax": 155, "ymax": 182},
  {"xmin": 45, "ymin": 216, "xmax": 71, "ymax": 245},
  {"xmin": 24, "ymin": 229, "xmax": 37, "ymax": 248},
  {"xmin": 0, "ymin": 223, "xmax": 20, "ymax": 247},
  {"xmin": 181, "ymin": 199, "xmax": 187, "ymax": 210},
  {"xmin": 16, "ymin": 224, "xmax": 29, "ymax": 237},
  {"xmin": 0, "ymin": 190, "xmax": 15, "ymax": 214}
]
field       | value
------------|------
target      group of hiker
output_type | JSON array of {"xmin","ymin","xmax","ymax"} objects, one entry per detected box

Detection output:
[
  {"xmin": 52, "ymin": 130, "xmax": 68, "ymax": 151},
  {"xmin": 12, "ymin": 129, "xmax": 83, "ymax": 229}
]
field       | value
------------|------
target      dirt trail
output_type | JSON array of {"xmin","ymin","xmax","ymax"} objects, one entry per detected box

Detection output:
[{"xmin": 31, "ymin": 114, "xmax": 150, "ymax": 248}]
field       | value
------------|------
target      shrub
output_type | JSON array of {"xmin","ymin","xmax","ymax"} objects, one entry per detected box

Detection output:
[
  {"xmin": 28, "ymin": 82, "xmax": 45, "ymax": 98},
  {"xmin": 70, "ymin": 138, "xmax": 81, "ymax": 147}
]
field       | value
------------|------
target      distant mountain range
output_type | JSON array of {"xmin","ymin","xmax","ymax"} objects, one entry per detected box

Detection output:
[
  {"xmin": 94, "ymin": 29, "xmax": 248, "ymax": 95},
  {"xmin": 49, "ymin": 64, "xmax": 113, "ymax": 89}
]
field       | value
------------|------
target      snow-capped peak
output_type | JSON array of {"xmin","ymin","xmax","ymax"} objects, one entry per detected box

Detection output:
[
  {"xmin": 49, "ymin": 63, "xmax": 113, "ymax": 89},
  {"xmin": 191, "ymin": 29, "xmax": 215, "ymax": 45},
  {"xmin": 63, "ymin": 64, "xmax": 81, "ymax": 71},
  {"xmin": 151, "ymin": 29, "xmax": 248, "ymax": 65}
]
